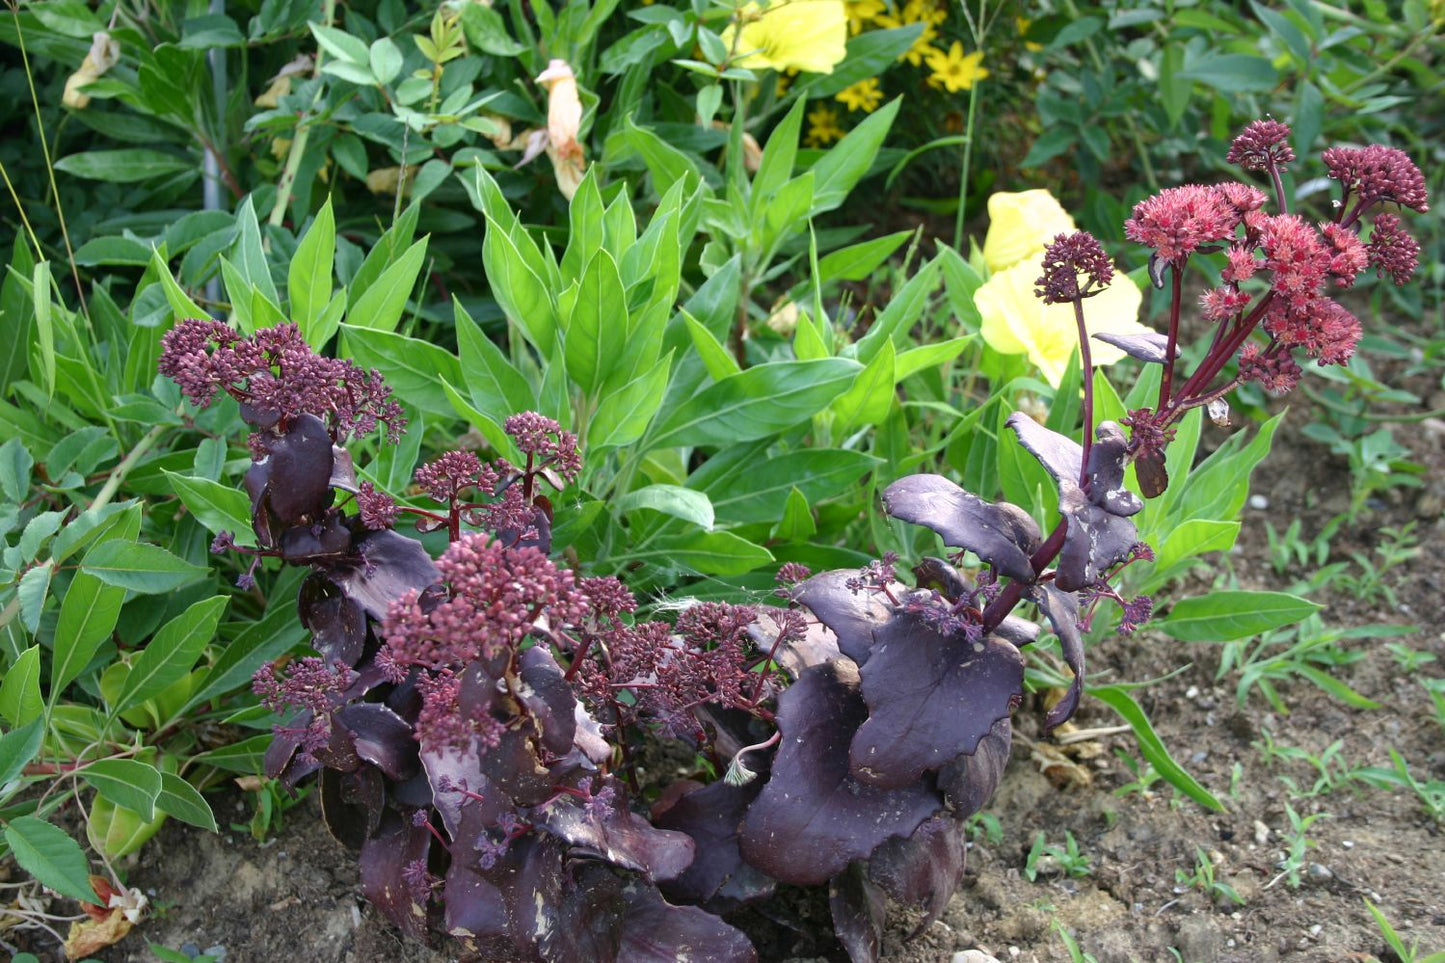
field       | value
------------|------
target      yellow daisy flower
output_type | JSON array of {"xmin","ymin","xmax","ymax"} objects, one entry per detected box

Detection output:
[
  {"xmin": 902, "ymin": 0, "xmax": 947, "ymax": 27},
  {"xmin": 845, "ymin": 0, "xmax": 885, "ymax": 35},
  {"xmin": 721, "ymin": 0, "xmax": 849, "ymax": 75},
  {"xmin": 873, "ymin": 12, "xmax": 938, "ymax": 66},
  {"xmin": 806, "ymin": 103, "xmax": 846, "ymax": 145},
  {"xmin": 835, "ymin": 78, "xmax": 883, "ymax": 113},
  {"xmin": 925, "ymin": 41, "xmax": 989, "ymax": 92}
]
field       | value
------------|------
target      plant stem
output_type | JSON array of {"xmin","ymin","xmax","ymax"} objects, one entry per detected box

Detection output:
[
  {"xmin": 952, "ymin": 78, "xmax": 981, "ymax": 251},
  {"xmin": 1158, "ymin": 262, "xmax": 1183, "ymax": 408},
  {"xmin": 268, "ymin": 0, "xmax": 337, "ymax": 229},
  {"xmin": 1073, "ymin": 297, "xmax": 1094, "ymax": 483}
]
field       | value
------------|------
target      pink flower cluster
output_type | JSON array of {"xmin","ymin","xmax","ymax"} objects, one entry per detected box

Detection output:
[
  {"xmin": 1123, "ymin": 185, "xmax": 1240, "ymax": 263},
  {"xmin": 1035, "ymin": 231, "xmax": 1115, "ymax": 304},
  {"xmin": 159, "ymin": 321, "xmax": 404, "ymax": 442}
]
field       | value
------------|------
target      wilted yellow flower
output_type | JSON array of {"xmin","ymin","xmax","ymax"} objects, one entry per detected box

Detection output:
[
  {"xmin": 255, "ymin": 75, "xmax": 292, "ymax": 109},
  {"xmin": 835, "ymin": 78, "xmax": 883, "ymax": 113},
  {"xmin": 982, "ymin": 189, "xmax": 1077, "ymax": 273},
  {"xmin": 805, "ymin": 103, "xmax": 846, "ymax": 146},
  {"xmin": 536, "ymin": 59, "xmax": 587, "ymax": 200},
  {"xmin": 62, "ymin": 32, "xmax": 120, "ymax": 109},
  {"xmin": 1016, "ymin": 16, "xmax": 1044, "ymax": 52},
  {"xmin": 366, "ymin": 166, "xmax": 417, "ymax": 196},
  {"xmin": 722, "ymin": 0, "xmax": 849, "ymax": 74},
  {"xmin": 975, "ymin": 253, "xmax": 1148, "ymax": 387},
  {"xmin": 924, "ymin": 41, "xmax": 988, "ymax": 92},
  {"xmin": 845, "ymin": 0, "xmax": 885, "ymax": 34}
]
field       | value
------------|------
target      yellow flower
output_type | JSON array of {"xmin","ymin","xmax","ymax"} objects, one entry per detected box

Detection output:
[
  {"xmin": 981, "ymin": 189, "xmax": 1077, "ymax": 273},
  {"xmin": 1016, "ymin": 16, "xmax": 1044, "ymax": 52},
  {"xmin": 975, "ymin": 254, "xmax": 1148, "ymax": 388},
  {"xmin": 874, "ymin": 12, "xmax": 939, "ymax": 66},
  {"xmin": 925, "ymin": 41, "xmax": 988, "ymax": 92},
  {"xmin": 835, "ymin": 78, "xmax": 883, "ymax": 113},
  {"xmin": 721, "ymin": 0, "xmax": 849, "ymax": 75},
  {"xmin": 902, "ymin": 0, "xmax": 947, "ymax": 26},
  {"xmin": 806, "ymin": 103, "xmax": 846, "ymax": 145},
  {"xmin": 845, "ymin": 0, "xmax": 885, "ymax": 34}
]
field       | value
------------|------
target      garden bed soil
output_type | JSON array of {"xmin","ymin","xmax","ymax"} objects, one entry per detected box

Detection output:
[{"xmin": 15, "ymin": 395, "xmax": 1445, "ymax": 963}]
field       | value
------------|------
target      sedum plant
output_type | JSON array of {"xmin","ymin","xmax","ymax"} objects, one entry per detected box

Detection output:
[{"xmin": 158, "ymin": 120, "xmax": 1426, "ymax": 962}]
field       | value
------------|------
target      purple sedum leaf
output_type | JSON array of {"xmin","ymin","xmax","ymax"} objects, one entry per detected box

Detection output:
[
  {"xmin": 299, "ymin": 576, "xmax": 368, "ymax": 665},
  {"xmin": 793, "ymin": 569, "xmax": 896, "ymax": 664},
  {"xmin": 850, "ymin": 614, "xmax": 1023, "ymax": 789},
  {"xmin": 829, "ymin": 862, "xmax": 886, "ymax": 963},
  {"xmin": 329, "ymin": 528, "xmax": 440, "ymax": 620},
  {"xmin": 1031, "ymin": 585, "xmax": 1085, "ymax": 732},
  {"xmin": 249, "ymin": 412, "xmax": 335, "ymax": 525},
  {"xmin": 867, "ymin": 815, "xmax": 966, "ymax": 939},
  {"xmin": 653, "ymin": 779, "xmax": 770, "ymax": 908},
  {"xmin": 739, "ymin": 662, "xmax": 940, "ymax": 886},
  {"xmin": 359, "ymin": 812, "xmax": 432, "ymax": 941},
  {"xmin": 937, "ymin": 716, "xmax": 1011, "ymax": 818},
  {"xmin": 1093, "ymin": 330, "xmax": 1169, "ymax": 364},
  {"xmin": 516, "ymin": 646, "xmax": 576, "ymax": 756},
  {"xmin": 336, "ymin": 703, "xmax": 419, "ymax": 781},
  {"xmin": 746, "ymin": 608, "xmax": 841, "ymax": 680},
  {"xmin": 536, "ymin": 792, "xmax": 695, "ymax": 883},
  {"xmin": 882, "ymin": 474, "xmax": 1041, "ymax": 582},
  {"xmin": 319, "ymin": 764, "xmax": 383, "ymax": 850}
]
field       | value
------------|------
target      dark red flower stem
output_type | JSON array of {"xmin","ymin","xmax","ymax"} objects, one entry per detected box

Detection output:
[
  {"xmin": 980, "ymin": 521, "xmax": 1068, "ymax": 634},
  {"xmin": 1158, "ymin": 264, "xmax": 1184, "ymax": 408},
  {"xmin": 1073, "ymin": 297, "xmax": 1095, "ymax": 484}
]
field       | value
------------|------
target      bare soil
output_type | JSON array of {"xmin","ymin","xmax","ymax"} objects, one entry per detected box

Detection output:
[{"xmin": 14, "ymin": 390, "xmax": 1445, "ymax": 963}]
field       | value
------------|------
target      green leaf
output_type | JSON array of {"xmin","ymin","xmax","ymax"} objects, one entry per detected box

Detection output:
[
  {"xmin": 751, "ymin": 98, "xmax": 805, "ymax": 213},
  {"xmin": 4, "ymin": 816, "xmax": 100, "ymax": 904},
  {"xmin": 589, "ymin": 352, "xmax": 673, "ymax": 451},
  {"xmin": 230, "ymin": 197, "xmax": 280, "ymax": 305},
  {"xmin": 634, "ymin": 530, "xmax": 773, "ymax": 575},
  {"xmin": 1160, "ymin": 591, "xmax": 1321, "ymax": 642},
  {"xmin": 180, "ymin": 603, "xmax": 308, "ymax": 715},
  {"xmin": 798, "ymin": 26, "xmax": 922, "ymax": 99},
  {"xmin": 814, "ymin": 230, "xmax": 912, "ymax": 285},
  {"xmin": 772, "ymin": 486, "xmax": 816, "ymax": 541},
  {"xmin": 288, "ymin": 197, "xmax": 336, "ymax": 340},
  {"xmin": 341, "ymin": 325, "xmax": 462, "ymax": 417},
  {"xmin": 454, "ymin": 300, "xmax": 534, "ymax": 415},
  {"xmin": 86, "ymin": 793, "xmax": 164, "ymax": 858},
  {"xmin": 369, "ymin": 37, "xmax": 405, "ymax": 85},
  {"xmin": 78, "ymin": 759, "xmax": 163, "ymax": 821},
  {"xmin": 692, "ymin": 447, "xmax": 877, "ymax": 523},
  {"xmin": 647, "ymin": 358, "xmax": 861, "ymax": 450},
  {"xmin": 459, "ymin": 3, "xmax": 527, "ymax": 55},
  {"xmin": 80, "ymin": 540, "xmax": 208, "ymax": 594},
  {"xmin": 54, "ymin": 149, "xmax": 192, "ymax": 182},
  {"xmin": 480, "ymin": 213, "xmax": 557, "ymax": 353},
  {"xmin": 17, "ymin": 561, "xmax": 53, "ymax": 634},
  {"xmin": 614, "ymin": 485, "xmax": 714, "ymax": 530},
  {"xmin": 51, "ymin": 571, "xmax": 125, "ymax": 694},
  {"xmin": 562, "ymin": 169, "xmax": 605, "ymax": 282},
  {"xmin": 851, "ymin": 256, "xmax": 942, "ymax": 363},
  {"xmin": 830, "ymin": 337, "xmax": 894, "ymax": 431},
  {"xmin": 624, "ymin": 116, "xmax": 704, "ymax": 196},
  {"xmin": 1145, "ymin": 519, "xmax": 1239, "ymax": 589},
  {"xmin": 156, "ymin": 772, "xmax": 217, "ymax": 831},
  {"xmin": 189, "ymin": 733, "xmax": 272, "ymax": 773},
  {"xmin": 809, "ymin": 97, "xmax": 900, "ymax": 214},
  {"xmin": 149, "ymin": 248, "xmax": 209, "ymax": 326},
  {"xmin": 564, "ymin": 250, "xmax": 624, "ymax": 395},
  {"xmin": 1089, "ymin": 685, "xmax": 1224, "ymax": 812},
  {"xmin": 346, "ymin": 236, "xmax": 427, "ymax": 332},
  {"xmin": 114, "ymin": 596, "xmax": 227, "ymax": 714},
  {"xmin": 0, "ymin": 717, "xmax": 44, "ymax": 787},
  {"xmin": 0, "ymin": 438, "xmax": 33, "ymax": 501},
  {"xmin": 309, "ymin": 21, "xmax": 371, "ymax": 65},
  {"xmin": 683, "ymin": 310, "xmax": 740, "ymax": 381},
  {"xmin": 32, "ymin": 261, "xmax": 54, "ymax": 397},
  {"xmin": 1178, "ymin": 52, "xmax": 1277, "ymax": 93},
  {"xmin": 895, "ymin": 336, "xmax": 973, "ymax": 381},
  {"xmin": 163, "ymin": 471, "xmax": 254, "ymax": 546},
  {"xmin": 0, "ymin": 646, "xmax": 43, "ymax": 726}
]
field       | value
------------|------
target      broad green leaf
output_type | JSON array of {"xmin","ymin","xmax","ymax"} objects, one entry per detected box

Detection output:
[
  {"xmin": 895, "ymin": 336, "xmax": 974, "ymax": 382},
  {"xmin": 163, "ymin": 471, "xmax": 254, "ymax": 546},
  {"xmin": 309, "ymin": 21, "xmax": 370, "ymax": 65},
  {"xmin": 0, "ymin": 717, "xmax": 44, "ymax": 787},
  {"xmin": 751, "ymin": 98, "xmax": 805, "ymax": 212},
  {"xmin": 830, "ymin": 337, "xmax": 894, "ymax": 431},
  {"xmin": 683, "ymin": 310, "xmax": 740, "ymax": 381},
  {"xmin": 4, "ymin": 816, "xmax": 100, "ymax": 904},
  {"xmin": 0, "ymin": 646, "xmax": 42, "ymax": 726},
  {"xmin": 798, "ymin": 26, "xmax": 921, "ymax": 99},
  {"xmin": 589, "ymin": 352, "xmax": 673, "ymax": 452},
  {"xmin": 189, "ymin": 733, "xmax": 272, "ymax": 773},
  {"xmin": 346, "ymin": 236, "xmax": 428, "ymax": 332},
  {"xmin": 623, "ymin": 117, "xmax": 704, "ymax": 197},
  {"xmin": 80, "ymin": 540, "xmax": 208, "ymax": 594},
  {"xmin": 149, "ymin": 248, "xmax": 208, "ymax": 324},
  {"xmin": 565, "ymin": 250, "xmax": 624, "ymax": 395},
  {"xmin": 809, "ymin": 97, "xmax": 901, "ymax": 214},
  {"xmin": 54, "ymin": 149, "xmax": 192, "ymax": 182},
  {"xmin": 78, "ymin": 759, "xmax": 163, "ymax": 821},
  {"xmin": 562, "ymin": 167, "xmax": 605, "ymax": 282},
  {"xmin": 852, "ymin": 256, "xmax": 941, "ymax": 363},
  {"xmin": 1089, "ymin": 685, "xmax": 1224, "ymax": 812},
  {"xmin": 614, "ymin": 485, "xmax": 714, "ymax": 530},
  {"xmin": 634, "ymin": 530, "xmax": 773, "ymax": 575},
  {"xmin": 454, "ymin": 300, "xmax": 534, "ymax": 415},
  {"xmin": 369, "ymin": 37, "xmax": 404, "ymax": 85},
  {"xmin": 481, "ymin": 214, "xmax": 557, "ymax": 352},
  {"xmin": 180, "ymin": 602, "xmax": 307, "ymax": 715},
  {"xmin": 114, "ymin": 596, "xmax": 227, "ymax": 714},
  {"xmin": 31, "ymin": 261, "xmax": 55, "ymax": 397},
  {"xmin": 441, "ymin": 379, "xmax": 522, "ymax": 462},
  {"xmin": 815, "ymin": 230, "xmax": 913, "ymax": 285},
  {"xmin": 288, "ymin": 197, "xmax": 336, "ymax": 339},
  {"xmin": 341, "ymin": 325, "xmax": 462, "ymax": 417},
  {"xmin": 1160, "ymin": 591, "xmax": 1321, "ymax": 642},
  {"xmin": 691, "ymin": 448, "xmax": 877, "ymax": 523},
  {"xmin": 231, "ymin": 196, "xmax": 279, "ymax": 304},
  {"xmin": 87, "ymin": 794, "xmax": 164, "ymax": 858},
  {"xmin": 156, "ymin": 772, "xmax": 217, "ymax": 830},
  {"xmin": 1145, "ymin": 519, "xmax": 1239, "ymax": 589},
  {"xmin": 17, "ymin": 561, "xmax": 53, "ymax": 633},
  {"xmin": 51, "ymin": 571, "xmax": 125, "ymax": 694},
  {"xmin": 646, "ymin": 358, "xmax": 861, "ymax": 450},
  {"xmin": 0, "ymin": 438, "xmax": 33, "ymax": 501},
  {"xmin": 772, "ymin": 486, "xmax": 816, "ymax": 541}
]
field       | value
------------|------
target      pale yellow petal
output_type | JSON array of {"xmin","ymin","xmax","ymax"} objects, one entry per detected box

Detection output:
[{"xmin": 982, "ymin": 189, "xmax": 1077, "ymax": 273}]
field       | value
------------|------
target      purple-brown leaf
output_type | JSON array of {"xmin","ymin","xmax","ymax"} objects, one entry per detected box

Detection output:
[
  {"xmin": 937, "ymin": 716, "xmax": 1012, "ymax": 818},
  {"xmin": 793, "ymin": 569, "xmax": 895, "ymax": 664},
  {"xmin": 536, "ymin": 792, "xmax": 696, "ymax": 883},
  {"xmin": 1093, "ymin": 330, "xmax": 1169, "ymax": 364},
  {"xmin": 882, "ymin": 474, "xmax": 1041, "ymax": 582},
  {"xmin": 830, "ymin": 862, "xmax": 886, "ymax": 963},
  {"xmin": 867, "ymin": 816, "xmax": 966, "ymax": 939},
  {"xmin": 359, "ymin": 812, "xmax": 432, "ymax": 941},
  {"xmin": 1032, "ymin": 585, "xmax": 1085, "ymax": 732},
  {"xmin": 330, "ymin": 528, "xmax": 440, "ymax": 620}
]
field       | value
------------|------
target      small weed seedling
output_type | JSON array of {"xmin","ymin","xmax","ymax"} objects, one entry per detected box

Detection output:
[
  {"xmin": 1026, "ymin": 830, "xmax": 1092, "ymax": 881},
  {"xmin": 1387, "ymin": 642, "xmax": 1438, "ymax": 672},
  {"xmin": 1254, "ymin": 731, "xmax": 1361, "ymax": 798},
  {"xmin": 1363, "ymin": 898, "xmax": 1445, "ymax": 963},
  {"xmin": 1175, "ymin": 846, "xmax": 1245, "ymax": 906},
  {"xmin": 1267, "ymin": 802, "xmax": 1330, "ymax": 890},
  {"xmin": 1053, "ymin": 919, "xmax": 1100, "ymax": 963},
  {"xmin": 1351, "ymin": 750, "xmax": 1445, "ymax": 824}
]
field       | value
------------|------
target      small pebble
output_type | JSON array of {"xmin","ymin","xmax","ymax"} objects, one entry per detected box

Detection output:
[
  {"xmin": 1308, "ymin": 862, "xmax": 1333, "ymax": 881},
  {"xmin": 1308, "ymin": 924, "xmax": 1322, "ymax": 939},
  {"xmin": 951, "ymin": 951, "xmax": 1003, "ymax": 963},
  {"xmin": 1248, "ymin": 494, "xmax": 1269, "ymax": 510},
  {"xmin": 1186, "ymin": 685, "xmax": 1200, "ymax": 699},
  {"xmin": 1253, "ymin": 820, "xmax": 1270, "ymax": 845},
  {"xmin": 1343, "ymin": 840, "xmax": 1354, "ymax": 849}
]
